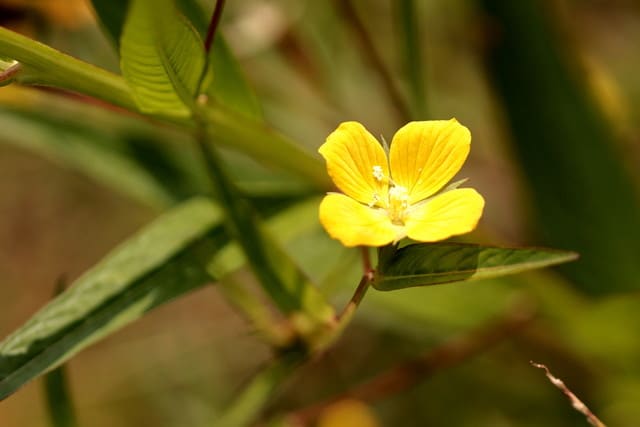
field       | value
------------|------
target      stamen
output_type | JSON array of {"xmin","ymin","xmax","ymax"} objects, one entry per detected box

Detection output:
[
  {"xmin": 372, "ymin": 165, "xmax": 384, "ymax": 181},
  {"xmin": 388, "ymin": 185, "xmax": 409, "ymax": 225}
]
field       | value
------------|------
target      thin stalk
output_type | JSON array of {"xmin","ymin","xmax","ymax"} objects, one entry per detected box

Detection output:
[
  {"xmin": 360, "ymin": 246, "xmax": 372, "ymax": 272},
  {"xmin": 204, "ymin": 0, "xmax": 226, "ymax": 53},
  {"xmin": 531, "ymin": 362, "xmax": 607, "ymax": 427}
]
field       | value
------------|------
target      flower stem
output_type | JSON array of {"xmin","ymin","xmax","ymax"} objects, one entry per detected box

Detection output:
[
  {"xmin": 338, "ymin": 269, "xmax": 373, "ymax": 323},
  {"xmin": 360, "ymin": 246, "xmax": 372, "ymax": 272}
]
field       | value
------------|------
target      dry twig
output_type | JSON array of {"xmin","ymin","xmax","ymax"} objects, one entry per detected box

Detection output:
[{"xmin": 530, "ymin": 361, "xmax": 606, "ymax": 427}]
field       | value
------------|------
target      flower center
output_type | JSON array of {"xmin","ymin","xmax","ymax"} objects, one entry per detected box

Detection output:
[
  {"xmin": 388, "ymin": 185, "xmax": 409, "ymax": 225},
  {"xmin": 371, "ymin": 165, "xmax": 410, "ymax": 224}
]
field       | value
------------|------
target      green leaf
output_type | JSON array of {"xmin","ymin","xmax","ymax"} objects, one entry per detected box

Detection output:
[
  {"xmin": 0, "ymin": 196, "xmax": 335, "ymax": 401},
  {"xmin": 0, "ymin": 96, "xmax": 311, "ymax": 207},
  {"xmin": 43, "ymin": 364, "xmax": 77, "ymax": 427},
  {"xmin": 198, "ymin": 140, "xmax": 335, "ymax": 337},
  {"xmin": 0, "ymin": 198, "xmax": 224, "ymax": 400},
  {"xmin": 173, "ymin": 0, "xmax": 263, "ymax": 119},
  {"xmin": 0, "ymin": 27, "xmax": 329, "ymax": 188},
  {"xmin": 395, "ymin": 0, "xmax": 427, "ymax": 118},
  {"xmin": 201, "ymin": 106, "xmax": 330, "ymax": 189},
  {"xmin": 480, "ymin": 0, "xmax": 640, "ymax": 293},
  {"xmin": 120, "ymin": 0, "xmax": 207, "ymax": 117},
  {"xmin": 206, "ymin": 36, "xmax": 263, "ymax": 120},
  {"xmin": 42, "ymin": 283, "xmax": 78, "ymax": 427},
  {"xmin": 91, "ymin": 0, "xmax": 263, "ymax": 120},
  {"xmin": 0, "ymin": 105, "xmax": 174, "ymax": 209},
  {"xmin": 374, "ymin": 243, "xmax": 578, "ymax": 291}
]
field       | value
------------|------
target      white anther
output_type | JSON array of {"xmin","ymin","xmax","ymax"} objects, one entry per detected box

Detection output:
[{"xmin": 372, "ymin": 165, "xmax": 384, "ymax": 181}]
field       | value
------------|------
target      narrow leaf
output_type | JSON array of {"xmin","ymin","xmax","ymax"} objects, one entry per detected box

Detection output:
[
  {"xmin": 0, "ymin": 198, "xmax": 224, "ymax": 400},
  {"xmin": 44, "ymin": 364, "xmax": 77, "ymax": 427},
  {"xmin": 395, "ymin": 0, "xmax": 427, "ymax": 118},
  {"xmin": 120, "ymin": 0, "xmax": 206, "ymax": 117},
  {"xmin": 0, "ymin": 196, "xmax": 331, "ymax": 401},
  {"xmin": 0, "ymin": 105, "xmax": 174, "ymax": 209},
  {"xmin": 480, "ymin": 0, "xmax": 640, "ymax": 293},
  {"xmin": 198, "ymin": 140, "xmax": 335, "ymax": 333},
  {"xmin": 43, "ymin": 282, "xmax": 78, "ymax": 427},
  {"xmin": 0, "ymin": 27, "xmax": 329, "ymax": 187},
  {"xmin": 374, "ymin": 243, "xmax": 578, "ymax": 291}
]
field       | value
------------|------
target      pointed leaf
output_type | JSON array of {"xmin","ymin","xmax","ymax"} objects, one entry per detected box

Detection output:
[
  {"xmin": 0, "ymin": 198, "xmax": 224, "ymax": 400},
  {"xmin": 374, "ymin": 243, "xmax": 578, "ymax": 291},
  {"xmin": 120, "ymin": 0, "xmax": 206, "ymax": 117},
  {"xmin": 0, "ymin": 196, "xmax": 332, "ymax": 401}
]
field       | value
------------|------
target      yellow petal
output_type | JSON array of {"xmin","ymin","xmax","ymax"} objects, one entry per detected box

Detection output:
[
  {"xmin": 319, "ymin": 122, "xmax": 389, "ymax": 207},
  {"xmin": 405, "ymin": 188, "xmax": 484, "ymax": 242},
  {"xmin": 319, "ymin": 194, "xmax": 397, "ymax": 247},
  {"xmin": 389, "ymin": 119, "xmax": 471, "ymax": 204}
]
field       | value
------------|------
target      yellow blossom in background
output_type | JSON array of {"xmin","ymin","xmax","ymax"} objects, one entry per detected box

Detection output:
[
  {"xmin": 318, "ymin": 119, "xmax": 484, "ymax": 247},
  {"xmin": 317, "ymin": 399, "xmax": 380, "ymax": 427}
]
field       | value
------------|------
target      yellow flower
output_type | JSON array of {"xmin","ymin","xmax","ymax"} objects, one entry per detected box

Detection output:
[{"xmin": 318, "ymin": 119, "xmax": 485, "ymax": 247}]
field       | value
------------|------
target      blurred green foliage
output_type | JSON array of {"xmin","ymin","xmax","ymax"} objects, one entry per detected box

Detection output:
[{"xmin": 0, "ymin": 0, "xmax": 639, "ymax": 426}]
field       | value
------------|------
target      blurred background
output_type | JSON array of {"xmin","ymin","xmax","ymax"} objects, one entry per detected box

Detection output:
[{"xmin": 1, "ymin": 0, "xmax": 640, "ymax": 425}]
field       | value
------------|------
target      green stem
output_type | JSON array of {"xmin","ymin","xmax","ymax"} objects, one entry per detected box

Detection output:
[
  {"xmin": 396, "ymin": 0, "xmax": 427, "ymax": 118},
  {"xmin": 0, "ymin": 27, "xmax": 330, "ymax": 189},
  {"xmin": 200, "ymin": 107, "xmax": 330, "ymax": 189},
  {"xmin": 215, "ymin": 352, "xmax": 305, "ymax": 426},
  {"xmin": 195, "ymin": 129, "xmax": 298, "ymax": 313},
  {"xmin": 0, "ymin": 27, "xmax": 135, "ymax": 109}
]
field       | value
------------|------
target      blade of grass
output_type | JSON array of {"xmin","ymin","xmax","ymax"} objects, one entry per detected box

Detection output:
[
  {"xmin": 43, "ymin": 364, "xmax": 77, "ymax": 427},
  {"xmin": 480, "ymin": 0, "xmax": 640, "ymax": 293},
  {"xmin": 395, "ymin": 0, "xmax": 427, "ymax": 118},
  {"xmin": 43, "ymin": 281, "xmax": 78, "ymax": 427}
]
